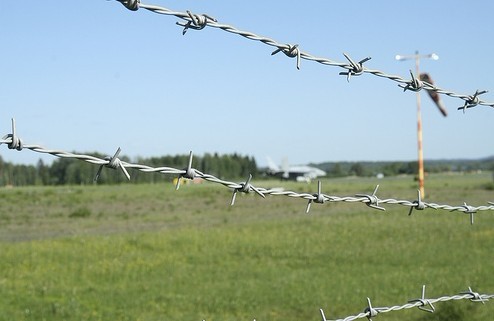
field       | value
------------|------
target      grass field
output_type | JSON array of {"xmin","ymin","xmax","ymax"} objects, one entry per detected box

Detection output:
[{"xmin": 0, "ymin": 172, "xmax": 493, "ymax": 321}]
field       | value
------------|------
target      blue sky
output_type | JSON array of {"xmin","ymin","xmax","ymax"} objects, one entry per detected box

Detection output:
[{"xmin": 1, "ymin": 1, "xmax": 493, "ymax": 167}]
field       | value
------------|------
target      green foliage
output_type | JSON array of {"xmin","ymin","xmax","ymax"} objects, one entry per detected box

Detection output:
[{"xmin": 0, "ymin": 173, "xmax": 493, "ymax": 320}]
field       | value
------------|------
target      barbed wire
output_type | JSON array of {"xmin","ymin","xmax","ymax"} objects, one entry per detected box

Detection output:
[
  {"xmin": 2, "ymin": 119, "xmax": 493, "ymax": 224},
  {"xmin": 113, "ymin": 0, "xmax": 494, "ymax": 112},
  {"xmin": 320, "ymin": 286, "xmax": 494, "ymax": 321}
]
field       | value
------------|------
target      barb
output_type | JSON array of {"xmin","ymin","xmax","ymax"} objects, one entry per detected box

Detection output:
[
  {"xmin": 175, "ymin": 151, "xmax": 196, "ymax": 190},
  {"xmin": 321, "ymin": 286, "xmax": 494, "ymax": 321},
  {"xmin": 355, "ymin": 185, "xmax": 385, "ymax": 211},
  {"xmin": 231, "ymin": 174, "xmax": 265, "ymax": 206},
  {"xmin": 1, "ymin": 119, "xmax": 23, "ymax": 151},
  {"xmin": 177, "ymin": 10, "xmax": 217, "ymax": 35},
  {"xmin": 460, "ymin": 202, "xmax": 477, "ymax": 225},
  {"xmin": 306, "ymin": 180, "xmax": 326, "ymax": 214},
  {"xmin": 458, "ymin": 89, "xmax": 488, "ymax": 113},
  {"xmin": 2, "ymin": 119, "xmax": 494, "ymax": 219},
  {"xmin": 399, "ymin": 70, "xmax": 424, "ymax": 92},
  {"xmin": 94, "ymin": 147, "xmax": 131, "ymax": 182},
  {"xmin": 113, "ymin": 0, "xmax": 494, "ymax": 111},
  {"xmin": 408, "ymin": 189, "xmax": 426, "ymax": 216},
  {"xmin": 408, "ymin": 285, "xmax": 435, "ymax": 313},
  {"xmin": 339, "ymin": 53, "xmax": 371, "ymax": 82},
  {"xmin": 271, "ymin": 44, "xmax": 301, "ymax": 70}
]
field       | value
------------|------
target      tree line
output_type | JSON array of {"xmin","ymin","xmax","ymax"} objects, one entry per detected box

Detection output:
[
  {"xmin": 0, "ymin": 152, "xmax": 258, "ymax": 186},
  {"xmin": 2, "ymin": 153, "xmax": 493, "ymax": 186},
  {"xmin": 316, "ymin": 158, "xmax": 494, "ymax": 178}
]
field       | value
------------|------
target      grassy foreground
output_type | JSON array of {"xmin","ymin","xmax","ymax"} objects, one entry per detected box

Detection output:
[{"xmin": 0, "ymin": 173, "xmax": 493, "ymax": 321}]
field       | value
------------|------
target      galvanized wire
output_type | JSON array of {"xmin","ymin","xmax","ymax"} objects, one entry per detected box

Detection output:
[
  {"xmin": 321, "ymin": 286, "xmax": 494, "ymax": 321},
  {"xmin": 2, "ymin": 119, "xmax": 493, "ymax": 223},
  {"xmin": 114, "ymin": 0, "xmax": 494, "ymax": 112}
]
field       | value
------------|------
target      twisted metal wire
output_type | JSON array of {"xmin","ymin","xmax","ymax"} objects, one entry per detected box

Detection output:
[
  {"xmin": 2, "ymin": 120, "xmax": 493, "ymax": 222},
  {"xmin": 114, "ymin": 0, "xmax": 494, "ymax": 111},
  {"xmin": 321, "ymin": 286, "xmax": 494, "ymax": 321}
]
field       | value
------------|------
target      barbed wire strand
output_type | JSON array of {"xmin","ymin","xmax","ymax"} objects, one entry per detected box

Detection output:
[
  {"xmin": 114, "ymin": 0, "xmax": 494, "ymax": 112},
  {"xmin": 2, "ymin": 119, "xmax": 493, "ymax": 224},
  {"xmin": 320, "ymin": 286, "xmax": 494, "ymax": 321}
]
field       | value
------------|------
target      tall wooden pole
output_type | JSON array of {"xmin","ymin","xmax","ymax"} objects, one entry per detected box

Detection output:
[
  {"xmin": 396, "ymin": 51, "xmax": 439, "ymax": 199},
  {"xmin": 415, "ymin": 51, "xmax": 425, "ymax": 198}
]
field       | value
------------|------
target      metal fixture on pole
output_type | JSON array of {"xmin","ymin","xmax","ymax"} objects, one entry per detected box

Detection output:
[{"xmin": 395, "ymin": 51, "xmax": 439, "ymax": 199}]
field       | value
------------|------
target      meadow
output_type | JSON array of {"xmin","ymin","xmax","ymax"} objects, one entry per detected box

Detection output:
[{"xmin": 0, "ymin": 172, "xmax": 493, "ymax": 321}]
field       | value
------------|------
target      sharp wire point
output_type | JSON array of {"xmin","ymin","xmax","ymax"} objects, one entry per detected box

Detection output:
[
  {"xmin": 230, "ymin": 190, "xmax": 237, "ymax": 206},
  {"xmin": 306, "ymin": 200, "xmax": 312, "ymax": 214},
  {"xmin": 320, "ymin": 308, "xmax": 328, "ymax": 321},
  {"xmin": 252, "ymin": 186, "xmax": 265, "ymax": 198},
  {"xmin": 187, "ymin": 151, "xmax": 193, "ymax": 170}
]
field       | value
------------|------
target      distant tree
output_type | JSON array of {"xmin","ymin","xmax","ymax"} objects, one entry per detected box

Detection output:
[
  {"xmin": 10, "ymin": 164, "xmax": 37, "ymax": 186},
  {"xmin": 201, "ymin": 153, "xmax": 213, "ymax": 174},
  {"xmin": 329, "ymin": 163, "xmax": 344, "ymax": 177},
  {"xmin": 36, "ymin": 159, "xmax": 50, "ymax": 185},
  {"xmin": 405, "ymin": 161, "xmax": 418, "ymax": 175},
  {"xmin": 49, "ymin": 158, "xmax": 70, "ymax": 184},
  {"xmin": 383, "ymin": 162, "xmax": 401, "ymax": 176},
  {"xmin": 350, "ymin": 163, "xmax": 366, "ymax": 177}
]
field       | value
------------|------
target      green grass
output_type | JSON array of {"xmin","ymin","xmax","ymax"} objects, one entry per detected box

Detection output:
[{"xmin": 0, "ymin": 173, "xmax": 493, "ymax": 320}]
